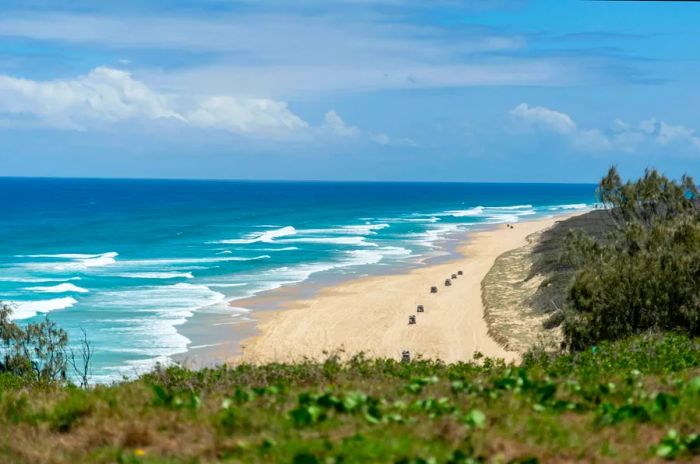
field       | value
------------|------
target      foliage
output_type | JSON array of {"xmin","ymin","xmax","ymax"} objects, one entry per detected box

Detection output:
[
  {"xmin": 0, "ymin": 303, "xmax": 69, "ymax": 382},
  {"xmin": 0, "ymin": 333, "xmax": 698, "ymax": 463},
  {"xmin": 655, "ymin": 429, "xmax": 700, "ymax": 460},
  {"xmin": 563, "ymin": 167, "xmax": 700, "ymax": 350},
  {"xmin": 596, "ymin": 166, "xmax": 698, "ymax": 229}
]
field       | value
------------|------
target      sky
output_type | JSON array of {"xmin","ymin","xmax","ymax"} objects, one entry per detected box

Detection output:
[{"xmin": 0, "ymin": 0, "xmax": 699, "ymax": 182}]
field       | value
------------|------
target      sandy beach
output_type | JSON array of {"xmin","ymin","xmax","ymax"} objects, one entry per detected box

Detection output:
[{"xmin": 234, "ymin": 215, "xmax": 577, "ymax": 365}]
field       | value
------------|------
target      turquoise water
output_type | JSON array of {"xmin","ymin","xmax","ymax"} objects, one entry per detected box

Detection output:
[{"xmin": 0, "ymin": 178, "xmax": 595, "ymax": 381}]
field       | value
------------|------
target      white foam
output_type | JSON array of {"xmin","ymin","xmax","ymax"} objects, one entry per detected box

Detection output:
[
  {"xmin": 484, "ymin": 209, "xmax": 537, "ymax": 224},
  {"xmin": 488, "ymin": 204, "xmax": 534, "ymax": 210},
  {"xmin": 19, "ymin": 252, "xmax": 118, "ymax": 271},
  {"xmin": 101, "ymin": 355, "xmax": 175, "ymax": 381},
  {"xmin": 217, "ymin": 226, "xmax": 297, "ymax": 244},
  {"xmin": 298, "ymin": 223, "xmax": 390, "ymax": 235},
  {"xmin": 276, "ymin": 236, "xmax": 377, "ymax": 247},
  {"xmin": 217, "ymin": 224, "xmax": 389, "ymax": 247},
  {"xmin": 435, "ymin": 205, "xmax": 538, "ymax": 225},
  {"xmin": 443, "ymin": 207, "xmax": 484, "ymax": 217},
  {"xmin": 21, "ymin": 253, "xmax": 102, "ymax": 259},
  {"xmin": 407, "ymin": 224, "xmax": 463, "ymax": 248},
  {"xmin": 393, "ymin": 217, "xmax": 440, "ymax": 223},
  {"xmin": 548, "ymin": 203, "xmax": 588, "ymax": 210},
  {"xmin": 24, "ymin": 283, "xmax": 89, "ymax": 293},
  {"xmin": 256, "ymin": 246, "xmax": 299, "ymax": 251},
  {"xmin": 344, "ymin": 246, "xmax": 412, "ymax": 266},
  {"xmin": 439, "ymin": 205, "xmax": 537, "ymax": 219},
  {"xmin": 0, "ymin": 276, "xmax": 81, "ymax": 283},
  {"xmin": 87, "ymin": 283, "xmax": 228, "ymax": 379},
  {"xmin": 121, "ymin": 255, "xmax": 270, "ymax": 266},
  {"xmin": 8, "ymin": 297, "xmax": 78, "ymax": 320},
  {"xmin": 484, "ymin": 214, "xmax": 521, "ymax": 224},
  {"xmin": 344, "ymin": 223, "xmax": 390, "ymax": 234},
  {"xmin": 116, "ymin": 272, "xmax": 194, "ymax": 279},
  {"xmin": 230, "ymin": 245, "xmax": 413, "ymax": 301},
  {"xmin": 206, "ymin": 282, "xmax": 248, "ymax": 288},
  {"xmin": 96, "ymin": 284, "xmax": 225, "ymax": 320},
  {"xmin": 66, "ymin": 252, "xmax": 117, "ymax": 268}
]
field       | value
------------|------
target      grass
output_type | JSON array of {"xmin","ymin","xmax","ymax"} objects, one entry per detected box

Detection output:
[{"xmin": 0, "ymin": 332, "xmax": 699, "ymax": 463}]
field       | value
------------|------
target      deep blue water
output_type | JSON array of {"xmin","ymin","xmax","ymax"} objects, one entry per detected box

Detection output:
[{"xmin": 0, "ymin": 178, "xmax": 595, "ymax": 381}]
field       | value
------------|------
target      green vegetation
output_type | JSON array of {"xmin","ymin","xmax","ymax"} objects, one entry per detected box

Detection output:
[
  {"xmin": 0, "ymin": 303, "xmax": 69, "ymax": 383},
  {"xmin": 1, "ymin": 303, "xmax": 93, "ymax": 387},
  {"xmin": 563, "ymin": 168, "xmax": 700, "ymax": 350},
  {"xmin": 0, "ymin": 333, "xmax": 698, "ymax": 463}
]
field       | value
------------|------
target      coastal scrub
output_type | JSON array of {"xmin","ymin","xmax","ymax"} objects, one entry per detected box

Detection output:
[{"xmin": 1, "ymin": 333, "xmax": 698, "ymax": 463}]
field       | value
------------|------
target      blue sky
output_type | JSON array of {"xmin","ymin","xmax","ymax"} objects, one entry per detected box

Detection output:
[{"xmin": 0, "ymin": 0, "xmax": 699, "ymax": 182}]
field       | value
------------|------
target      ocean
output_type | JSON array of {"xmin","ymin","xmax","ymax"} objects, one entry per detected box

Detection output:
[{"xmin": 0, "ymin": 178, "xmax": 595, "ymax": 381}]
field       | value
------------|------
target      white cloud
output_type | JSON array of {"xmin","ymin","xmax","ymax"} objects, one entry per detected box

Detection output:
[
  {"xmin": 509, "ymin": 103, "xmax": 610, "ymax": 151},
  {"xmin": 510, "ymin": 103, "xmax": 576, "ymax": 134},
  {"xmin": 370, "ymin": 132, "xmax": 391, "ymax": 145},
  {"xmin": 0, "ymin": 67, "xmax": 308, "ymax": 136},
  {"xmin": 635, "ymin": 118, "xmax": 700, "ymax": 151},
  {"xmin": 510, "ymin": 103, "xmax": 700, "ymax": 154},
  {"xmin": 0, "ymin": 67, "xmax": 420, "ymax": 145},
  {"xmin": 369, "ymin": 132, "xmax": 417, "ymax": 147},
  {"xmin": 323, "ymin": 110, "xmax": 360, "ymax": 136},
  {"xmin": 186, "ymin": 96, "xmax": 308, "ymax": 134},
  {"xmin": 0, "ymin": 67, "xmax": 180, "ymax": 130},
  {"xmin": 320, "ymin": 111, "xmax": 418, "ymax": 147}
]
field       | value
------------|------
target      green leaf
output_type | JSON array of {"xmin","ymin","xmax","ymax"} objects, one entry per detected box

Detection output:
[
  {"xmin": 656, "ymin": 444, "xmax": 676, "ymax": 459},
  {"xmin": 465, "ymin": 409, "xmax": 486, "ymax": 429},
  {"xmin": 290, "ymin": 405, "xmax": 324, "ymax": 427},
  {"xmin": 687, "ymin": 376, "xmax": 700, "ymax": 394}
]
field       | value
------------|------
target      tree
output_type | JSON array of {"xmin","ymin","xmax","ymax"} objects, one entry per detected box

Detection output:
[
  {"xmin": 0, "ymin": 303, "xmax": 70, "ymax": 383},
  {"xmin": 68, "ymin": 328, "xmax": 94, "ymax": 388},
  {"xmin": 596, "ymin": 166, "xmax": 698, "ymax": 229},
  {"xmin": 563, "ymin": 168, "xmax": 700, "ymax": 350}
]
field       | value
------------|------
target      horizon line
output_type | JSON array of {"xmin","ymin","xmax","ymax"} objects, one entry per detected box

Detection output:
[{"xmin": 0, "ymin": 175, "xmax": 599, "ymax": 186}]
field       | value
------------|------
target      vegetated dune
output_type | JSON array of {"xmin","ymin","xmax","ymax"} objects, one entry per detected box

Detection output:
[{"xmin": 482, "ymin": 210, "xmax": 615, "ymax": 352}]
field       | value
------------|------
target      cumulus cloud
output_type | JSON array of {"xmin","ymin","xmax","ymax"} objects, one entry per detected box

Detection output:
[
  {"xmin": 322, "ymin": 110, "xmax": 360, "ymax": 136},
  {"xmin": 632, "ymin": 119, "xmax": 700, "ymax": 151},
  {"xmin": 186, "ymin": 96, "xmax": 308, "ymax": 135},
  {"xmin": 510, "ymin": 103, "xmax": 700, "ymax": 154},
  {"xmin": 0, "ymin": 67, "xmax": 180, "ymax": 130},
  {"xmin": 509, "ymin": 103, "xmax": 610, "ymax": 151},
  {"xmin": 510, "ymin": 103, "xmax": 576, "ymax": 134},
  {"xmin": 0, "ymin": 67, "xmax": 420, "ymax": 146},
  {"xmin": 0, "ymin": 67, "xmax": 308, "ymax": 136}
]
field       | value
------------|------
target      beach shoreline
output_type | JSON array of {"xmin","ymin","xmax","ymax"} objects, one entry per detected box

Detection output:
[{"xmin": 230, "ymin": 213, "xmax": 583, "ymax": 365}]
